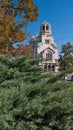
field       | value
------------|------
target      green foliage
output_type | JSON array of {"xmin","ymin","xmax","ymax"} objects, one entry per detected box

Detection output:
[
  {"xmin": 0, "ymin": 55, "xmax": 73, "ymax": 130},
  {"xmin": 59, "ymin": 42, "xmax": 73, "ymax": 71}
]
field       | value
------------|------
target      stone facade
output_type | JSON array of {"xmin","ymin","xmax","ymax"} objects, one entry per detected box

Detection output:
[{"xmin": 29, "ymin": 21, "xmax": 59, "ymax": 72}]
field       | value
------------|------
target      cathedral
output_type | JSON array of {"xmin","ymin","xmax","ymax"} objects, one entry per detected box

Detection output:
[{"xmin": 29, "ymin": 21, "xmax": 59, "ymax": 72}]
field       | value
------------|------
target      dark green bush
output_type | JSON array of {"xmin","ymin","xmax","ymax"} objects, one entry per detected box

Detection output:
[{"xmin": 0, "ymin": 55, "xmax": 73, "ymax": 130}]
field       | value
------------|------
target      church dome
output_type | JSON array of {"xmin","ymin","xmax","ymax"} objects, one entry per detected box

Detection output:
[
  {"xmin": 41, "ymin": 21, "xmax": 51, "ymax": 28},
  {"xmin": 40, "ymin": 21, "xmax": 51, "ymax": 33}
]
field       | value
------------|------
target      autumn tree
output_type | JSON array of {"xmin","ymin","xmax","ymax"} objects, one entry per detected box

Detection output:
[
  {"xmin": 16, "ymin": 44, "xmax": 33, "ymax": 58},
  {"xmin": 59, "ymin": 42, "xmax": 73, "ymax": 71},
  {"xmin": 0, "ymin": 0, "xmax": 38, "ymax": 57}
]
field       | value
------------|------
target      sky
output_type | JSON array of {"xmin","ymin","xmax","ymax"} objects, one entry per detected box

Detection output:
[{"xmin": 27, "ymin": 0, "xmax": 73, "ymax": 54}]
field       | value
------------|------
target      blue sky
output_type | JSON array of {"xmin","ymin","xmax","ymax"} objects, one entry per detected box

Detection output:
[{"xmin": 27, "ymin": 0, "xmax": 73, "ymax": 54}]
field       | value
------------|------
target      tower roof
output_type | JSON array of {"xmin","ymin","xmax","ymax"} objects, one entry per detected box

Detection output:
[{"xmin": 41, "ymin": 21, "xmax": 51, "ymax": 28}]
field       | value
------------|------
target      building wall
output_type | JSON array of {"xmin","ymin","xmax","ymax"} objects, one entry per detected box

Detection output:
[{"xmin": 29, "ymin": 21, "xmax": 59, "ymax": 72}]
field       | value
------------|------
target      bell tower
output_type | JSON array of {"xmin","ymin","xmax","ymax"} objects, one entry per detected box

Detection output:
[
  {"xmin": 40, "ymin": 21, "xmax": 51, "ymax": 35},
  {"xmin": 39, "ymin": 21, "xmax": 54, "ymax": 44}
]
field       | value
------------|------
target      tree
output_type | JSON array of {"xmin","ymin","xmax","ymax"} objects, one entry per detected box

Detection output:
[
  {"xmin": 0, "ymin": 55, "xmax": 73, "ymax": 130},
  {"xmin": 0, "ymin": 0, "xmax": 38, "ymax": 57},
  {"xmin": 59, "ymin": 42, "xmax": 73, "ymax": 71},
  {"xmin": 16, "ymin": 44, "xmax": 33, "ymax": 58}
]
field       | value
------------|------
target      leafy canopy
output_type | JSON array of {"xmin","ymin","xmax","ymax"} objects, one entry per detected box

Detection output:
[
  {"xmin": 59, "ymin": 42, "xmax": 73, "ymax": 71},
  {"xmin": 0, "ymin": 0, "xmax": 38, "ymax": 57}
]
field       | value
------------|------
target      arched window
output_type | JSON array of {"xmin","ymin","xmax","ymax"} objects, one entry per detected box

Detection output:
[
  {"xmin": 43, "ymin": 26, "xmax": 45, "ymax": 30},
  {"xmin": 46, "ymin": 25, "xmax": 49, "ymax": 30},
  {"xmin": 44, "ymin": 64, "xmax": 47, "ymax": 69},
  {"xmin": 40, "ymin": 52, "xmax": 43, "ymax": 58},
  {"xmin": 48, "ymin": 65, "xmax": 51, "ymax": 70},
  {"xmin": 52, "ymin": 65, "xmax": 55, "ymax": 71},
  {"xmin": 46, "ymin": 51, "xmax": 52, "ymax": 60}
]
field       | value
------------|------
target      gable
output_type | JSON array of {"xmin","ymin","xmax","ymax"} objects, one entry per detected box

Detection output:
[{"xmin": 41, "ymin": 47, "xmax": 55, "ymax": 54}]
